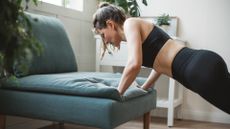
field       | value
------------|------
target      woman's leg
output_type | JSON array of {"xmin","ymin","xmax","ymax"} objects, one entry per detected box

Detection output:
[
  {"xmin": 200, "ymin": 74, "xmax": 230, "ymax": 114},
  {"xmin": 172, "ymin": 48, "xmax": 230, "ymax": 114},
  {"xmin": 185, "ymin": 50, "xmax": 230, "ymax": 114}
]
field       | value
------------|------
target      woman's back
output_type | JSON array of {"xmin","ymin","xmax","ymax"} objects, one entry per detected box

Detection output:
[{"xmin": 131, "ymin": 18, "xmax": 185, "ymax": 76}]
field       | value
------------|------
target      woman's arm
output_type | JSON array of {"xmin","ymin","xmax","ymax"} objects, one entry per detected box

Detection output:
[
  {"xmin": 117, "ymin": 18, "xmax": 143, "ymax": 95},
  {"xmin": 117, "ymin": 61, "xmax": 141, "ymax": 95},
  {"xmin": 141, "ymin": 69, "xmax": 161, "ymax": 90}
]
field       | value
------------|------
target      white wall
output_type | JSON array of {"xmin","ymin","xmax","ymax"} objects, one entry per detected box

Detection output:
[
  {"xmin": 27, "ymin": 0, "xmax": 230, "ymax": 124},
  {"xmin": 27, "ymin": 0, "xmax": 98, "ymax": 72},
  {"xmin": 138, "ymin": 0, "xmax": 230, "ymax": 123}
]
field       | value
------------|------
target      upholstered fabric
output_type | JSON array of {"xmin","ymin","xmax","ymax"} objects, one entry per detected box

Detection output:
[
  {"xmin": 1, "ymin": 72, "xmax": 151, "ymax": 101},
  {"xmin": 0, "ymin": 89, "xmax": 156, "ymax": 129},
  {"xmin": 0, "ymin": 12, "xmax": 157, "ymax": 129},
  {"xmin": 15, "ymin": 13, "xmax": 77, "ymax": 77}
]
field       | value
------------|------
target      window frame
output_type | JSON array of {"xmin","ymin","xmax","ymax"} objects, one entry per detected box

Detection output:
[{"xmin": 39, "ymin": 0, "xmax": 83, "ymax": 12}]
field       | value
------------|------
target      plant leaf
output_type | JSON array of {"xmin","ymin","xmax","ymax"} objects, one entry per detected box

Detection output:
[
  {"xmin": 142, "ymin": 0, "xmax": 148, "ymax": 6},
  {"xmin": 115, "ymin": 0, "xmax": 128, "ymax": 12}
]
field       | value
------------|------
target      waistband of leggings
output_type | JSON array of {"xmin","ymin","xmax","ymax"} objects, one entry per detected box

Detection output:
[{"xmin": 172, "ymin": 47, "xmax": 196, "ymax": 84}]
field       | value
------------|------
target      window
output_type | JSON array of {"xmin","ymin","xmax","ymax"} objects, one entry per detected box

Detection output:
[{"xmin": 40, "ymin": 0, "xmax": 83, "ymax": 11}]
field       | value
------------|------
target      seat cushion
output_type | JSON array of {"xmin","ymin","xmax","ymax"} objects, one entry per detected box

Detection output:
[{"xmin": 1, "ymin": 72, "xmax": 152, "ymax": 101}]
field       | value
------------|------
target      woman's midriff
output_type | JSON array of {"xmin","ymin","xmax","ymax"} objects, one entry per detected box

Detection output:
[{"xmin": 153, "ymin": 39, "xmax": 185, "ymax": 77}]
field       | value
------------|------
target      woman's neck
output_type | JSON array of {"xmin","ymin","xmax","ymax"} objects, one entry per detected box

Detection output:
[{"xmin": 117, "ymin": 26, "xmax": 126, "ymax": 41}]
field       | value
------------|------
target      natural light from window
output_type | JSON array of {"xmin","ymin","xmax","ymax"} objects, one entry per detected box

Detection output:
[{"xmin": 39, "ymin": 0, "xmax": 83, "ymax": 11}]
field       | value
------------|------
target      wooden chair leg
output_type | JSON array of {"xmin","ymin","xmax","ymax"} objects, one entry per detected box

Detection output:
[
  {"xmin": 143, "ymin": 112, "xmax": 151, "ymax": 129},
  {"xmin": 0, "ymin": 115, "xmax": 6, "ymax": 129}
]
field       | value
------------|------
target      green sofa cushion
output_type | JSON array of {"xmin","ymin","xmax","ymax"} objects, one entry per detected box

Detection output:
[
  {"xmin": 14, "ymin": 13, "xmax": 77, "ymax": 77},
  {"xmin": 1, "ymin": 72, "xmax": 152, "ymax": 101}
]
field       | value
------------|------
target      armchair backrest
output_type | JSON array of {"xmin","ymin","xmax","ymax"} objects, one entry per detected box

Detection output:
[{"xmin": 18, "ymin": 13, "xmax": 78, "ymax": 76}]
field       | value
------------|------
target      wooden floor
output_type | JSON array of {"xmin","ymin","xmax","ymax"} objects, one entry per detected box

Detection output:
[{"xmin": 5, "ymin": 116, "xmax": 230, "ymax": 129}]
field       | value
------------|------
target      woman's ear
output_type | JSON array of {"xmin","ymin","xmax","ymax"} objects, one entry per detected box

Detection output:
[{"xmin": 106, "ymin": 20, "xmax": 115, "ymax": 29}]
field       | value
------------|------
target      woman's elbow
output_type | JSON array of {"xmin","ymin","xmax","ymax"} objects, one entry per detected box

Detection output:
[{"xmin": 128, "ymin": 62, "xmax": 142, "ymax": 72}]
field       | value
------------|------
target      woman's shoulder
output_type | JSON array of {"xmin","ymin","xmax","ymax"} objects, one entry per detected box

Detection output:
[
  {"xmin": 123, "ymin": 18, "xmax": 141, "ymax": 35},
  {"xmin": 124, "ymin": 17, "xmax": 153, "ymax": 29},
  {"xmin": 123, "ymin": 18, "xmax": 154, "ymax": 42},
  {"xmin": 125, "ymin": 17, "xmax": 140, "ymax": 22},
  {"xmin": 124, "ymin": 18, "xmax": 140, "ymax": 28},
  {"xmin": 125, "ymin": 17, "xmax": 153, "ymax": 24},
  {"xmin": 124, "ymin": 18, "xmax": 149, "ymax": 30}
]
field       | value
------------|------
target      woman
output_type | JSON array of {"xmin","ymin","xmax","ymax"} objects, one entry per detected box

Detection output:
[{"xmin": 93, "ymin": 3, "xmax": 230, "ymax": 114}]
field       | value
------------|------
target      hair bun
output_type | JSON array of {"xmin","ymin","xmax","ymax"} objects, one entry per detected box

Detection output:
[{"xmin": 98, "ymin": 2, "xmax": 111, "ymax": 8}]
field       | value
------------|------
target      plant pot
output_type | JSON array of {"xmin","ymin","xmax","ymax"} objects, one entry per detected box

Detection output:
[{"xmin": 160, "ymin": 25, "xmax": 170, "ymax": 32}]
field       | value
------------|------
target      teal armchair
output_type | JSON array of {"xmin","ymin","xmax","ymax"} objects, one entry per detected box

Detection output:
[{"xmin": 0, "ymin": 13, "xmax": 157, "ymax": 129}]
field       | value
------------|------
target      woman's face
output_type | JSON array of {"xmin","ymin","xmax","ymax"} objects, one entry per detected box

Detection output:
[{"xmin": 98, "ymin": 20, "xmax": 122, "ymax": 48}]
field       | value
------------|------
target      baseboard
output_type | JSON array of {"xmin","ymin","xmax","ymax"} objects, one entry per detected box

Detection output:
[
  {"xmin": 151, "ymin": 108, "xmax": 230, "ymax": 124},
  {"xmin": 182, "ymin": 109, "xmax": 230, "ymax": 124},
  {"xmin": 151, "ymin": 108, "xmax": 168, "ymax": 118}
]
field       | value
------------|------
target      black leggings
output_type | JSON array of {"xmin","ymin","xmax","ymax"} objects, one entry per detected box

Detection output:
[{"xmin": 172, "ymin": 47, "xmax": 230, "ymax": 114}]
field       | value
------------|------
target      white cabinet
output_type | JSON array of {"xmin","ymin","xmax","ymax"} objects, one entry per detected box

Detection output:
[{"xmin": 95, "ymin": 35, "xmax": 186, "ymax": 127}]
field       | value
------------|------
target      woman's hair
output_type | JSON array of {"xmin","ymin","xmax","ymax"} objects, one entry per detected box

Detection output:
[{"xmin": 93, "ymin": 2, "xmax": 126, "ymax": 59}]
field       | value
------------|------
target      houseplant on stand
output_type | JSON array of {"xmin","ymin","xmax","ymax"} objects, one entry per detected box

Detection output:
[
  {"xmin": 156, "ymin": 13, "xmax": 171, "ymax": 31},
  {"xmin": 0, "ymin": 0, "xmax": 42, "ymax": 79}
]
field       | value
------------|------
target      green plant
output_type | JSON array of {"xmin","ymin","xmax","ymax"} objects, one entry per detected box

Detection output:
[
  {"xmin": 99, "ymin": 0, "xmax": 148, "ymax": 17},
  {"xmin": 0, "ymin": 0, "xmax": 43, "ymax": 78},
  {"xmin": 156, "ymin": 14, "xmax": 171, "ymax": 26}
]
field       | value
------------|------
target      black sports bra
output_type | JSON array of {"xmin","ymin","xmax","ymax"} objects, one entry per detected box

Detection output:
[{"xmin": 142, "ymin": 26, "xmax": 171, "ymax": 68}]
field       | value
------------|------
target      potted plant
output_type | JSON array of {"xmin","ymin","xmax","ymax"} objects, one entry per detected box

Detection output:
[
  {"xmin": 99, "ymin": 0, "xmax": 148, "ymax": 17},
  {"xmin": 0, "ymin": 0, "xmax": 42, "ymax": 79},
  {"xmin": 156, "ymin": 13, "xmax": 171, "ymax": 31}
]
